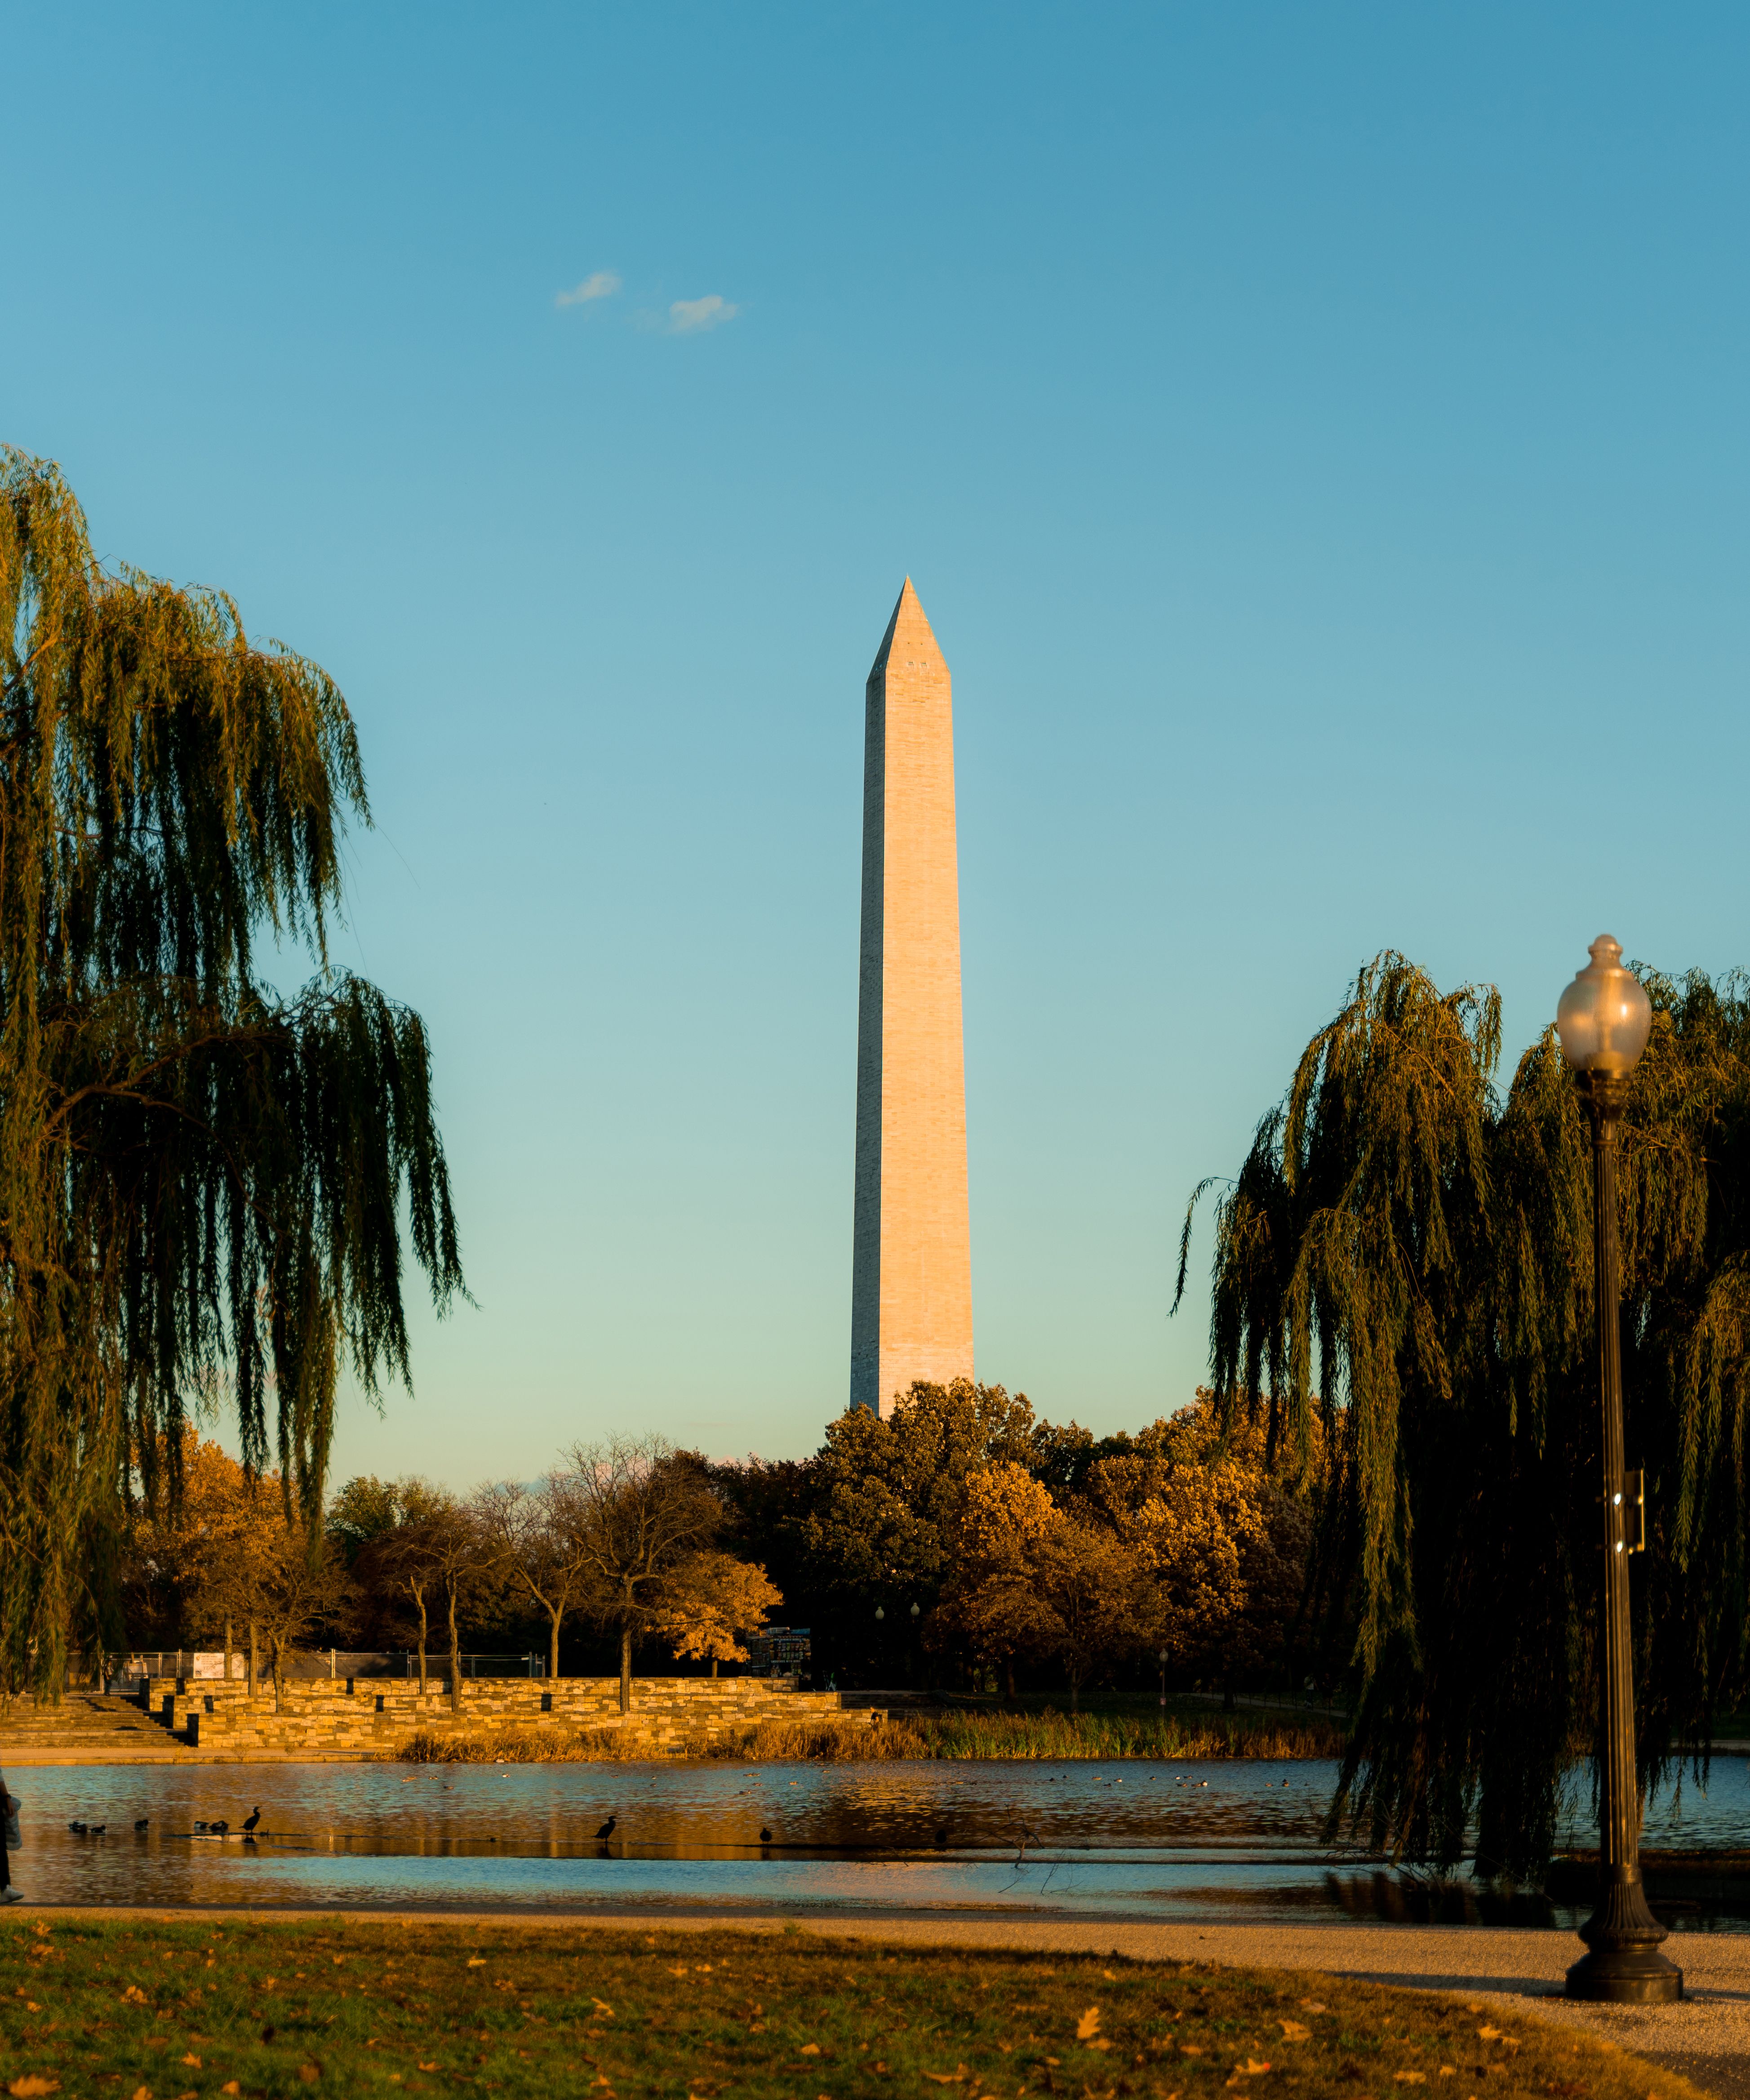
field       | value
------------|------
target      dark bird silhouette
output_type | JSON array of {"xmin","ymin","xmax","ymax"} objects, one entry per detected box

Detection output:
[
  {"xmin": 67, "ymin": 1820, "xmax": 86, "ymax": 1834},
  {"xmin": 88, "ymin": 1824, "xmax": 106, "ymax": 1835},
  {"xmin": 193, "ymin": 1819, "xmax": 209, "ymax": 1833},
  {"xmin": 595, "ymin": 1815, "xmax": 617, "ymax": 1841},
  {"xmin": 134, "ymin": 1818, "xmax": 149, "ymax": 1831},
  {"xmin": 209, "ymin": 1818, "xmax": 228, "ymax": 1834},
  {"xmin": 934, "ymin": 1828, "xmax": 948, "ymax": 1847},
  {"xmin": 759, "ymin": 1827, "xmax": 772, "ymax": 1844},
  {"xmin": 243, "ymin": 1807, "xmax": 262, "ymax": 1835}
]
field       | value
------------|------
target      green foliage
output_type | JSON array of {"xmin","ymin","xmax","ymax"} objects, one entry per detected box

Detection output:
[
  {"xmin": 799, "ymin": 1378, "xmax": 1038, "ymax": 1613},
  {"xmin": 0, "ymin": 450, "xmax": 462, "ymax": 1695},
  {"xmin": 1182, "ymin": 951, "xmax": 1750, "ymax": 1877}
]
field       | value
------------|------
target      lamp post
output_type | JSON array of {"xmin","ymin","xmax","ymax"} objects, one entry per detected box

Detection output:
[{"xmin": 1555, "ymin": 935, "xmax": 1681, "ymax": 2005}]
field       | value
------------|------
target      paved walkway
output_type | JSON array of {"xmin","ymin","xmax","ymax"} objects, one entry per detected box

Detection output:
[{"xmin": 26, "ymin": 1905, "xmax": 1745, "ymax": 2097}]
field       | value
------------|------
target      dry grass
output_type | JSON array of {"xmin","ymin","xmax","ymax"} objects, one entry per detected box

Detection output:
[
  {"xmin": 397, "ymin": 1706, "xmax": 1341, "ymax": 1764},
  {"xmin": 0, "ymin": 1916, "xmax": 1707, "ymax": 2100}
]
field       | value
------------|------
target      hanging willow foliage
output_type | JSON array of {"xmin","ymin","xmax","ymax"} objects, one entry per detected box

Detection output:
[
  {"xmin": 0, "ymin": 449, "xmax": 463, "ymax": 1694},
  {"xmin": 1178, "ymin": 951, "xmax": 1750, "ymax": 1880}
]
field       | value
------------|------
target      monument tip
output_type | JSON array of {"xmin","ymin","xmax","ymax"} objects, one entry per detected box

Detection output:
[{"xmin": 868, "ymin": 576, "xmax": 945, "ymax": 684}]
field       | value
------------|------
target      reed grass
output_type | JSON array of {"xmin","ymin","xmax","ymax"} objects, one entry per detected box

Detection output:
[{"xmin": 397, "ymin": 1705, "xmax": 1343, "ymax": 1763}]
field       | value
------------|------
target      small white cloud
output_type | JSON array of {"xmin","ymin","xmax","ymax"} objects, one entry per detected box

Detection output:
[
  {"xmin": 555, "ymin": 271, "xmax": 622, "ymax": 308},
  {"xmin": 668, "ymin": 294, "xmax": 738, "ymax": 334}
]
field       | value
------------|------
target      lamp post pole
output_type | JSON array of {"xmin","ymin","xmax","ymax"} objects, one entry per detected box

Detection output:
[{"xmin": 1557, "ymin": 938, "xmax": 1681, "ymax": 2006}]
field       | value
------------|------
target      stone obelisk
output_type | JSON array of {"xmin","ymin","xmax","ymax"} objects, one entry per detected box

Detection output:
[{"xmin": 850, "ymin": 579, "xmax": 974, "ymax": 1417}]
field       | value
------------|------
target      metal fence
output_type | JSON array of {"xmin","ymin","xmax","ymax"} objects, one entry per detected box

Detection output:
[{"xmin": 107, "ymin": 1650, "xmax": 546, "ymax": 1685}]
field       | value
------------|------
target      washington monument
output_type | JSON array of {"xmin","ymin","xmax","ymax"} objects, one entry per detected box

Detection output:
[{"xmin": 850, "ymin": 579, "xmax": 974, "ymax": 1417}]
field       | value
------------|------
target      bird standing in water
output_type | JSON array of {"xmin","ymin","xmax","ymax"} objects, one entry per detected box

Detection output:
[
  {"xmin": 243, "ymin": 1807, "xmax": 262, "ymax": 1836},
  {"xmin": 595, "ymin": 1815, "xmax": 617, "ymax": 1841},
  {"xmin": 759, "ymin": 1827, "xmax": 772, "ymax": 1844}
]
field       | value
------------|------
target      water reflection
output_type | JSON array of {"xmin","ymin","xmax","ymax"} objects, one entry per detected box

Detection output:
[{"xmin": 9, "ymin": 1757, "xmax": 1746, "ymax": 1927}]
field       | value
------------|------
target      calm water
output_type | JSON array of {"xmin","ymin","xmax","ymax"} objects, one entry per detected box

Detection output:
[{"xmin": 9, "ymin": 1757, "xmax": 1749, "ymax": 1927}]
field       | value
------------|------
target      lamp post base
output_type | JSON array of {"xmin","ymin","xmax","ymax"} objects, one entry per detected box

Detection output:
[
  {"xmin": 1567, "ymin": 1877, "xmax": 1683, "ymax": 2002},
  {"xmin": 1565, "ymin": 1945, "xmax": 1683, "ymax": 2003}
]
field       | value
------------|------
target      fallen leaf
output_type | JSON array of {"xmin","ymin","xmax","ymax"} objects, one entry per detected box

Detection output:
[
  {"xmin": 923, "ymin": 2073, "xmax": 967, "ymax": 2087},
  {"xmin": 1279, "ymin": 2022, "xmax": 1311, "ymax": 2042},
  {"xmin": 181, "ymin": 2060, "xmax": 201, "ymax": 2070},
  {"xmin": 121, "ymin": 1985, "xmax": 149, "ymax": 2005},
  {"xmin": 1439, "ymin": 2069, "xmax": 1456, "ymax": 2078},
  {"xmin": 9, "ymin": 2078, "xmax": 61, "ymax": 2098},
  {"xmin": 1077, "ymin": 2007, "xmax": 1103, "ymax": 2040},
  {"xmin": 222, "ymin": 2087, "xmax": 241, "ymax": 2097},
  {"xmin": 466, "ymin": 1957, "xmax": 487, "ymax": 1968},
  {"xmin": 419, "ymin": 2069, "xmax": 439, "ymax": 2077},
  {"xmin": 1478, "ymin": 2029, "xmax": 1504, "ymax": 2043},
  {"xmin": 1395, "ymin": 2075, "xmax": 1427, "ymax": 2085},
  {"xmin": 298, "ymin": 2071, "xmax": 320, "ymax": 2087},
  {"xmin": 1103, "ymin": 1969, "xmax": 1118, "ymax": 1979},
  {"xmin": 1299, "ymin": 2001, "xmax": 1327, "ymax": 2013},
  {"xmin": 668, "ymin": 1966, "xmax": 690, "ymax": 1977},
  {"xmin": 131, "ymin": 2090, "xmax": 150, "ymax": 2100},
  {"xmin": 23, "ymin": 2003, "xmax": 39, "ymax": 2013},
  {"xmin": 799, "ymin": 2042, "xmax": 822, "ymax": 2056},
  {"xmin": 592, "ymin": 1997, "xmax": 614, "ymax": 2017},
  {"xmin": 1181, "ymin": 2044, "xmax": 1206, "ymax": 2056}
]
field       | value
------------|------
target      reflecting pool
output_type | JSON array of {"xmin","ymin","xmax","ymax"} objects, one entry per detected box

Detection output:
[{"xmin": 9, "ymin": 1756, "xmax": 1747, "ymax": 1927}]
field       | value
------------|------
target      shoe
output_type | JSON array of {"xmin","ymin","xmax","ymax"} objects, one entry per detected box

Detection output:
[{"xmin": 0, "ymin": 1889, "xmax": 22, "ymax": 1904}]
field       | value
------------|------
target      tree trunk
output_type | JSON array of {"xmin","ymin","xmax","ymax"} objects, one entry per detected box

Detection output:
[
  {"xmin": 549, "ymin": 1608, "xmax": 561, "ymax": 1682},
  {"xmin": 223, "ymin": 1618, "xmax": 234, "ymax": 1682},
  {"xmin": 619, "ymin": 1623, "xmax": 632, "ymax": 1716},
  {"xmin": 710, "ymin": 1656, "xmax": 718, "ymax": 1678},
  {"xmin": 247, "ymin": 1621, "xmax": 258, "ymax": 1698},
  {"xmin": 416, "ymin": 1593, "xmax": 428, "ymax": 1696},
  {"xmin": 1005, "ymin": 1656, "xmax": 1016, "ymax": 1703},
  {"xmin": 447, "ymin": 1588, "xmax": 462, "ymax": 1716},
  {"xmin": 270, "ymin": 1636, "xmax": 283, "ymax": 1715}
]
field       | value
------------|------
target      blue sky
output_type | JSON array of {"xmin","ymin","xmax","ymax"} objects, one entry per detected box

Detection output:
[{"xmin": 5, "ymin": 4, "xmax": 1747, "ymax": 1485}]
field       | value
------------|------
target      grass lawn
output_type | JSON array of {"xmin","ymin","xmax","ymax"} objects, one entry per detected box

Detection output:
[{"xmin": 0, "ymin": 1918, "xmax": 1701, "ymax": 2100}]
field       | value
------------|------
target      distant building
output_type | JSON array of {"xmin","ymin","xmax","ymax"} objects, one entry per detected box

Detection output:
[{"xmin": 745, "ymin": 1625, "xmax": 812, "ymax": 1677}]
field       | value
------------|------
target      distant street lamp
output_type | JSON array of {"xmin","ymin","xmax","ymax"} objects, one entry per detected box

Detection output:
[
  {"xmin": 910, "ymin": 1602, "xmax": 921, "ymax": 1621},
  {"xmin": 1556, "ymin": 936, "xmax": 1681, "ymax": 2005},
  {"xmin": 874, "ymin": 1606, "xmax": 885, "ymax": 1623}
]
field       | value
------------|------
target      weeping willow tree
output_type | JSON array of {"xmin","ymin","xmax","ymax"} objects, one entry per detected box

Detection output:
[
  {"xmin": 1179, "ymin": 952, "xmax": 1750, "ymax": 1880},
  {"xmin": 0, "ymin": 450, "xmax": 463, "ymax": 1694}
]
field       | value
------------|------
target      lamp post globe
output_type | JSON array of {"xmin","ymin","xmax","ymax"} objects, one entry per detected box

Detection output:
[
  {"xmin": 1558, "ymin": 937, "xmax": 1680, "ymax": 2005},
  {"xmin": 1556, "ymin": 935, "xmax": 1652, "ymax": 1078}
]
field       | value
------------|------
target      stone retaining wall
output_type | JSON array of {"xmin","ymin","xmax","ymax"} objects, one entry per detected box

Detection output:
[{"xmin": 136, "ymin": 1674, "xmax": 874, "ymax": 1758}]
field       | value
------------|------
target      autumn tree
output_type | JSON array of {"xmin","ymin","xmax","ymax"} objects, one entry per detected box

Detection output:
[
  {"xmin": 476, "ymin": 1472, "xmax": 600, "ymax": 1678},
  {"xmin": 339, "ymin": 1477, "xmax": 462, "ymax": 1692},
  {"xmin": 565, "ymin": 1437, "xmax": 722, "ymax": 1713},
  {"xmin": 929, "ymin": 1463, "xmax": 1063, "ymax": 1696},
  {"xmin": 800, "ymin": 1380, "xmax": 1039, "ymax": 1679},
  {"xmin": 648, "ymin": 1552, "xmax": 783, "ymax": 1675},
  {"xmin": 0, "ymin": 453, "xmax": 465, "ymax": 1698}
]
